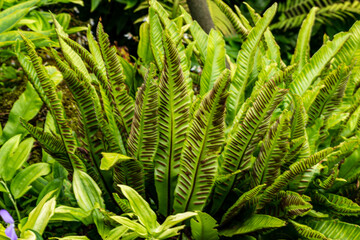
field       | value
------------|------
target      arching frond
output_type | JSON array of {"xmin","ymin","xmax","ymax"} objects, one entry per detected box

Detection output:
[
  {"xmin": 212, "ymin": 80, "xmax": 288, "ymax": 214},
  {"xmin": 313, "ymin": 192, "xmax": 360, "ymax": 216},
  {"xmin": 20, "ymin": 34, "xmax": 85, "ymax": 171},
  {"xmin": 307, "ymin": 65, "xmax": 351, "ymax": 126},
  {"xmin": 290, "ymin": 220, "xmax": 329, "ymax": 240},
  {"xmin": 289, "ymin": 32, "xmax": 350, "ymax": 96},
  {"xmin": 221, "ymin": 184, "xmax": 265, "ymax": 226},
  {"xmin": 279, "ymin": 191, "xmax": 312, "ymax": 218},
  {"xmin": 309, "ymin": 220, "xmax": 360, "ymax": 239}
]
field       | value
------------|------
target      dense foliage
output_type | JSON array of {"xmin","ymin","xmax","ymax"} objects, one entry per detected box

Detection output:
[{"xmin": 1, "ymin": 0, "xmax": 360, "ymax": 239}]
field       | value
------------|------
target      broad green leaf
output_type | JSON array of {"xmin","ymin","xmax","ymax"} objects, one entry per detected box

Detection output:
[
  {"xmin": 73, "ymin": 170, "xmax": 105, "ymax": 212},
  {"xmin": 21, "ymin": 191, "xmax": 56, "ymax": 236},
  {"xmin": 118, "ymin": 184, "xmax": 159, "ymax": 232},
  {"xmin": 111, "ymin": 216, "xmax": 148, "ymax": 237},
  {"xmin": 157, "ymin": 212, "xmax": 197, "ymax": 233},
  {"xmin": 10, "ymin": 163, "xmax": 51, "ymax": 199},
  {"xmin": 91, "ymin": 0, "xmax": 101, "ymax": 12},
  {"xmin": 0, "ymin": 83, "xmax": 43, "ymax": 144},
  {"xmin": 219, "ymin": 214, "xmax": 286, "ymax": 237},
  {"xmin": 0, "ymin": 8, "xmax": 30, "ymax": 33},
  {"xmin": 138, "ymin": 22, "xmax": 154, "ymax": 64},
  {"xmin": 0, "ymin": 134, "xmax": 21, "ymax": 177},
  {"xmin": 2, "ymin": 138, "xmax": 34, "ymax": 181},
  {"xmin": 191, "ymin": 212, "xmax": 219, "ymax": 240},
  {"xmin": 51, "ymin": 206, "xmax": 91, "ymax": 225},
  {"xmin": 100, "ymin": 153, "xmax": 133, "ymax": 170}
]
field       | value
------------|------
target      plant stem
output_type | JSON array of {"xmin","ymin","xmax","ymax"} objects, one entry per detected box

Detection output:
[{"xmin": 0, "ymin": 181, "xmax": 21, "ymax": 222}]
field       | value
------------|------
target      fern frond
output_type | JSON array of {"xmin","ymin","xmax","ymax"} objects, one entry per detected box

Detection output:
[
  {"xmin": 154, "ymin": 31, "xmax": 191, "ymax": 216},
  {"xmin": 258, "ymin": 147, "xmax": 333, "ymax": 209},
  {"xmin": 21, "ymin": 34, "xmax": 85, "ymax": 171},
  {"xmin": 251, "ymin": 111, "xmax": 291, "ymax": 188},
  {"xmin": 213, "ymin": 0, "xmax": 249, "ymax": 37},
  {"xmin": 290, "ymin": 220, "xmax": 329, "ymax": 240},
  {"xmin": 289, "ymin": 32, "xmax": 350, "ymax": 96},
  {"xmin": 220, "ymin": 184, "xmax": 265, "ymax": 226},
  {"xmin": 313, "ymin": 192, "xmax": 360, "ymax": 216},
  {"xmin": 212, "ymin": 80, "xmax": 288, "ymax": 214},
  {"xmin": 226, "ymin": 3, "xmax": 277, "ymax": 124},
  {"xmin": 279, "ymin": 191, "xmax": 312, "ymax": 218},
  {"xmin": 307, "ymin": 65, "xmax": 351, "ymax": 126},
  {"xmin": 173, "ymin": 69, "xmax": 230, "ymax": 213},
  {"xmin": 127, "ymin": 64, "xmax": 159, "ymax": 189}
]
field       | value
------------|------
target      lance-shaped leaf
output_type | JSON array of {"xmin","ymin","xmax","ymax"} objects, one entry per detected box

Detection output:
[
  {"xmin": 213, "ymin": 0, "xmax": 249, "ymax": 37},
  {"xmin": 180, "ymin": 6, "xmax": 208, "ymax": 63},
  {"xmin": 219, "ymin": 214, "xmax": 286, "ymax": 237},
  {"xmin": 97, "ymin": 21, "xmax": 134, "ymax": 137},
  {"xmin": 289, "ymin": 32, "xmax": 350, "ymax": 96},
  {"xmin": 291, "ymin": 7, "xmax": 318, "ymax": 73},
  {"xmin": 278, "ymin": 191, "xmax": 312, "ymax": 218},
  {"xmin": 289, "ymin": 220, "xmax": 329, "ymax": 240},
  {"xmin": 333, "ymin": 21, "xmax": 360, "ymax": 67},
  {"xmin": 308, "ymin": 220, "xmax": 360, "ymax": 240},
  {"xmin": 307, "ymin": 64, "xmax": 351, "ymax": 127},
  {"xmin": 149, "ymin": 0, "xmax": 193, "ymax": 98},
  {"xmin": 251, "ymin": 111, "xmax": 291, "ymax": 188},
  {"xmin": 257, "ymin": 147, "xmax": 333, "ymax": 209},
  {"xmin": 57, "ymin": 30, "xmax": 126, "ymax": 154},
  {"xmin": 149, "ymin": 8, "xmax": 164, "ymax": 70},
  {"xmin": 174, "ymin": 69, "xmax": 230, "ymax": 213},
  {"xmin": 127, "ymin": 65, "xmax": 158, "ymax": 186},
  {"xmin": 226, "ymin": 3, "xmax": 277, "ymax": 124},
  {"xmin": 200, "ymin": 29, "xmax": 226, "ymax": 96},
  {"xmin": 21, "ymin": 34, "xmax": 85, "ymax": 171},
  {"xmin": 154, "ymin": 31, "xmax": 191, "ymax": 216},
  {"xmin": 313, "ymin": 192, "xmax": 360, "ymax": 216},
  {"xmin": 211, "ymin": 80, "xmax": 288, "ymax": 214},
  {"xmin": 221, "ymin": 184, "xmax": 265, "ymax": 226}
]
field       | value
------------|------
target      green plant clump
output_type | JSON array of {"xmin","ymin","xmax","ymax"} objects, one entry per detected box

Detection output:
[{"xmin": 2, "ymin": 0, "xmax": 360, "ymax": 239}]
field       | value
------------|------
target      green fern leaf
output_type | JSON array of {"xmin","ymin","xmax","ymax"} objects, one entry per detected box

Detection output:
[
  {"xmin": 289, "ymin": 32, "xmax": 350, "ymax": 96},
  {"xmin": 226, "ymin": 3, "xmax": 277, "ymax": 124},
  {"xmin": 212, "ymin": 80, "xmax": 288, "ymax": 214},
  {"xmin": 313, "ymin": 192, "xmax": 360, "ymax": 216},
  {"xmin": 309, "ymin": 219, "xmax": 360, "ymax": 239},
  {"xmin": 251, "ymin": 111, "xmax": 291, "ymax": 188},
  {"xmin": 21, "ymin": 34, "xmax": 85, "ymax": 171},
  {"xmin": 154, "ymin": 31, "xmax": 191, "ymax": 216},
  {"xmin": 221, "ymin": 184, "xmax": 265, "ymax": 226},
  {"xmin": 289, "ymin": 220, "xmax": 329, "ymax": 240},
  {"xmin": 173, "ymin": 69, "xmax": 230, "ymax": 213},
  {"xmin": 127, "ymin": 64, "xmax": 159, "ymax": 188}
]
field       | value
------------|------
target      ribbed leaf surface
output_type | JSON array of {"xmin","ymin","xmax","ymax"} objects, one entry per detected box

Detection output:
[
  {"xmin": 251, "ymin": 111, "xmax": 290, "ymax": 188},
  {"xmin": 97, "ymin": 22, "xmax": 134, "ymax": 136},
  {"xmin": 127, "ymin": 66, "xmax": 159, "ymax": 187},
  {"xmin": 289, "ymin": 32, "xmax": 350, "ymax": 96},
  {"xmin": 314, "ymin": 192, "xmax": 360, "ymax": 216},
  {"xmin": 154, "ymin": 32, "xmax": 191, "ymax": 216},
  {"xmin": 21, "ymin": 35, "xmax": 85, "ymax": 171},
  {"xmin": 174, "ymin": 70, "xmax": 230, "ymax": 213},
  {"xmin": 309, "ymin": 220, "xmax": 360, "ymax": 240},
  {"xmin": 226, "ymin": 3, "xmax": 277, "ymax": 124},
  {"xmin": 212, "ymin": 80, "xmax": 287, "ymax": 214},
  {"xmin": 290, "ymin": 220, "xmax": 329, "ymax": 240},
  {"xmin": 307, "ymin": 65, "xmax": 350, "ymax": 126}
]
